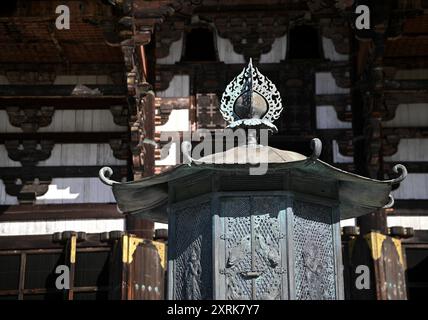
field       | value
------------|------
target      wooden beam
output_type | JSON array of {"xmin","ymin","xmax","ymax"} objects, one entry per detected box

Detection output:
[
  {"xmin": 0, "ymin": 132, "xmax": 127, "ymax": 144},
  {"xmin": 384, "ymin": 80, "xmax": 428, "ymax": 91},
  {"xmin": 391, "ymin": 200, "xmax": 428, "ymax": 216},
  {"xmin": 402, "ymin": 230, "xmax": 428, "ymax": 244},
  {"xmin": 0, "ymin": 63, "xmax": 125, "ymax": 73},
  {"xmin": 385, "ymin": 92, "xmax": 428, "ymax": 112},
  {"xmin": 0, "ymin": 85, "xmax": 126, "ymax": 96},
  {"xmin": 0, "ymin": 203, "xmax": 123, "ymax": 222},
  {"xmin": 0, "ymin": 233, "xmax": 110, "ymax": 250},
  {"xmin": 315, "ymin": 94, "xmax": 351, "ymax": 106},
  {"xmin": 0, "ymin": 165, "xmax": 127, "ymax": 180},
  {"xmin": 0, "ymin": 96, "xmax": 127, "ymax": 108},
  {"xmin": 384, "ymin": 57, "xmax": 428, "ymax": 69},
  {"xmin": 335, "ymin": 162, "xmax": 428, "ymax": 174},
  {"xmin": 383, "ymin": 127, "xmax": 428, "ymax": 138}
]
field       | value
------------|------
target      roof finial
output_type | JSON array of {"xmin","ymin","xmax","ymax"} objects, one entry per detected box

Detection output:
[{"xmin": 219, "ymin": 58, "xmax": 284, "ymax": 133}]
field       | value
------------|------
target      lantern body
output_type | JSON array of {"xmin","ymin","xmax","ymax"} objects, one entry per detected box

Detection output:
[{"xmin": 167, "ymin": 173, "xmax": 343, "ymax": 300}]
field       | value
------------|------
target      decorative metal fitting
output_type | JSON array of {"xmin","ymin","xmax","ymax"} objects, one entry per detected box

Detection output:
[
  {"xmin": 389, "ymin": 164, "xmax": 408, "ymax": 184},
  {"xmin": 383, "ymin": 194, "xmax": 395, "ymax": 208},
  {"xmin": 99, "ymin": 167, "xmax": 119, "ymax": 186},
  {"xmin": 220, "ymin": 58, "xmax": 283, "ymax": 133},
  {"xmin": 310, "ymin": 138, "xmax": 322, "ymax": 159}
]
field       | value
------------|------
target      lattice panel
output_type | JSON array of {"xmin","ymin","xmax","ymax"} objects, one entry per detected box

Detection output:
[
  {"xmin": 223, "ymin": 197, "xmax": 252, "ymax": 300},
  {"xmin": 253, "ymin": 197, "xmax": 283, "ymax": 300},
  {"xmin": 196, "ymin": 94, "xmax": 226, "ymax": 129},
  {"xmin": 222, "ymin": 197, "xmax": 284, "ymax": 300},
  {"xmin": 174, "ymin": 202, "xmax": 212, "ymax": 300},
  {"xmin": 293, "ymin": 200, "xmax": 336, "ymax": 300}
]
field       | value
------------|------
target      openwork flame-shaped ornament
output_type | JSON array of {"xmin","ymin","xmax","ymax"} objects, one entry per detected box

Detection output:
[{"xmin": 220, "ymin": 59, "xmax": 283, "ymax": 132}]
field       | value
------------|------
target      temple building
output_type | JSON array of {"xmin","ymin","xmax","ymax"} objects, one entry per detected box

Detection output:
[{"xmin": 0, "ymin": 0, "xmax": 427, "ymax": 300}]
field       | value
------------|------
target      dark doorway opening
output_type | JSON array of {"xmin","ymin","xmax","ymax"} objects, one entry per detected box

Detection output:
[
  {"xmin": 406, "ymin": 247, "xmax": 428, "ymax": 299},
  {"xmin": 1, "ymin": 0, "xmax": 17, "ymax": 17},
  {"xmin": 288, "ymin": 25, "xmax": 321, "ymax": 59},
  {"xmin": 183, "ymin": 27, "xmax": 217, "ymax": 62}
]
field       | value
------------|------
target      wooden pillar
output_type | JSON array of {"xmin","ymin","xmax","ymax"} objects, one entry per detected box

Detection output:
[
  {"xmin": 355, "ymin": 28, "xmax": 388, "ymax": 234},
  {"xmin": 126, "ymin": 215, "xmax": 154, "ymax": 239},
  {"xmin": 344, "ymin": 229, "xmax": 408, "ymax": 300},
  {"xmin": 349, "ymin": 7, "xmax": 409, "ymax": 298},
  {"xmin": 63, "ymin": 232, "xmax": 77, "ymax": 300}
]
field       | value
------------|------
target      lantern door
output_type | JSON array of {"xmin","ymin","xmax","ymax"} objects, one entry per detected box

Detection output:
[{"xmin": 216, "ymin": 195, "xmax": 289, "ymax": 300}]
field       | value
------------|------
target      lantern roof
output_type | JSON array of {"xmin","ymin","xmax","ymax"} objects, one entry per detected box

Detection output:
[
  {"xmin": 100, "ymin": 142, "xmax": 406, "ymax": 223},
  {"xmin": 99, "ymin": 60, "xmax": 407, "ymax": 223}
]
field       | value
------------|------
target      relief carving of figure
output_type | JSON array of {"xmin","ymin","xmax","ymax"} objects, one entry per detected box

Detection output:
[
  {"xmin": 302, "ymin": 245, "xmax": 326, "ymax": 300},
  {"xmin": 186, "ymin": 247, "xmax": 202, "ymax": 299}
]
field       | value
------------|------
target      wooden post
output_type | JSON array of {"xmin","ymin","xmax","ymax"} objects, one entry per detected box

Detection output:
[
  {"xmin": 126, "ymin": 215, "xmax": 154, "ymax": 239},
  {"xmin": 63, "ymin": 232, "xmax": 76, "ymax": 300},
  {"xmin": 18, "ymin": 253, "xmax": 26, "ymax": 300},
  {"xmin": 345, "ymin": 231, "xmax": 407, "ymax": 300}
]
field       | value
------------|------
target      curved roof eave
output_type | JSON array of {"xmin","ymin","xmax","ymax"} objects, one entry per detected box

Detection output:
[{"xmin": 109, "ymin": 157, "xmax": 403, "ymax": 221}]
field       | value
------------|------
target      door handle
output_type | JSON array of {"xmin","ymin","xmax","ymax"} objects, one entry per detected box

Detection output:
[{"xmin": 240, "ymin": 270, "xmax": 262, "ymax": 278}]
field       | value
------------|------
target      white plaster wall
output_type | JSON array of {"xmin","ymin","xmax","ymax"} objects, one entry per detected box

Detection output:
[
  {"xmin": 39, "ymin": 109, "xmax": 126, "ymax": 132},
  {"xmin": 0, "ymin": 180, "xmax": 19, "ymax": 205},
  {"xmin": 322, "ymin": 37, "xmax": 349, "ymax": 62},
  {"xmin": 154, "ymin": 222, "xmax": 168, "ymax": 231},
  {"xmin": 0, "ymin": 218, "xmax": 125, "ymax": 236},
  {"xmin": 0, "ymin": 145, "xmax": 20, "ymax": 167},
  {"xmin": 157, "ymin": 36, "xmax": 183, "ymax": 65},
  {"xmin": 384, "ymin": 139, "xmax": 428, "ymax": 162},
  {"xmin": 155, "ymin": 143, "xmax": 178, "ymax": 166},
  {"xmin": 392, "ymin": 174, "xmax": 428, "ymax": 199},
  {"xmin": 0, "ymin": 110, "xmax": 126, "ymax": 133},
  {"xmin": 35, "ymin": 177, "xmax": 116, "ymax": 204},
  {"xmin": 38, "ymin": 143, "xmax": 125, "ymax": 166},
  {"xmin": 157, "ymin": 75, "xmax": 190, "ymax": 98},
  {"xmin": 315, "ymin": 72, "xmax": 350, "ymax": 95},
  {"xmin": 340, "ymin": 218, "xmax": 356, "ymax": 227},
  {"xmin": 316, "ymin": 105, "xmax": 352, "ymax": 129},
  {"xmin": 332, "ymin": 140, "xmax": 353, "ymax": 163},
  {"xmin": 387, "ymin": 216, "xmax": 428, "ymax": 230},
  {"xmin": 339, "ymin": 217, "xmax": 428, "ymax": 230},
  {"xmin": 259, "ymin": 35, "xmax": 287, "ymax": 64},
  {"xmin": 155, "ymin": 109, "xmax": 190, "ymax": 132},
  {"xmin": 216, "ymin": 35, "xmax": 245, "ymax": 64},
  {"xmin": 383, "ymin": 104, "xmax": 428, "ymax": 127}
]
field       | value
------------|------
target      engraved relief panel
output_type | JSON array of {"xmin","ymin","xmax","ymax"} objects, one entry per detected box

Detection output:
[
  {"xmin": 222, "ymin": 197, "xmax": 252, "ymax": 300},
  {"xmin": 174, "ymin": 201, "xmax": 212, "ymax": 300},
  {"xmin": 252, "ymin": 197, "xmax": 284, "ymax": 300},
  {"xmin": 292, "ymin": 200, "xmax": 336, "ymax": 300},
  {"xmin": 221, "ymin": 196, "xmax": 285, "ymax": 300}
]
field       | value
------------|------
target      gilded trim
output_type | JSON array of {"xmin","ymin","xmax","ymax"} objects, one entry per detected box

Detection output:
[
  {"xmin": 128, "ymin": 235, "xmax": 143, "ymax": 264},
  {"xmin": 70, "ymin": 234, "xmax": 76, "ymax": 264},
  {"xmin": 364, "ymin": 232, "xmax": 386, "ymax": 261},
  {"xmin": 364, "ymin": 232, "xmax": 405, "ymax": 266}
]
